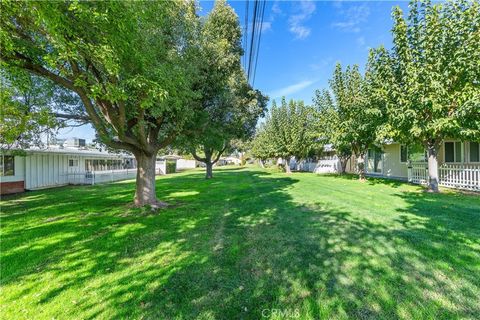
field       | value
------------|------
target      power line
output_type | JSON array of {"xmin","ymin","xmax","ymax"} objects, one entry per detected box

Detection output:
[
  {"xmin": 243, "ymin": 0, "xmax": 266, "ymax": 86},
  {"xmin": 247, "ymin": 0, "xmax": 259, "ymax": 82},
  {"xmin": 252, "ymin": 0, "xmax": 266, "ymax": 86},
  {"xmin": 243, "ymin": 0, "xmax": 249, "ymax": 70}
]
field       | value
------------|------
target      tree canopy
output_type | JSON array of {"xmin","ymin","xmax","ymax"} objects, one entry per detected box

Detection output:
[
  {"xmin": 252, "ymin": 98, "xmax": 316, "ymax": 172},
  {"xmin": 173, "ymin": 0, "xmax": 267, "ymax": 179},
  {"xmin": 374, "ymin": 0, "xmax": 480, "ymax": 191}
]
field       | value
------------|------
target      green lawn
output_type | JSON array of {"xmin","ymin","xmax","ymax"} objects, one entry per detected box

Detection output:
[{"xmin": 1, "ymin": 167, "xmax": 479, "ymax": 320}]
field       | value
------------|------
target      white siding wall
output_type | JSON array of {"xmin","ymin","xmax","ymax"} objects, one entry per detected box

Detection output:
[
  {"xmin": 25, "ymin": 153, "xmax": 69, "ymax": 189},
  {"xmin": 382, "ymin": 144, "xmax": 408, "ymax": 179},
  {"xmin": 176, "ymin": 159, "xmax": 197, "ymax": 170}
]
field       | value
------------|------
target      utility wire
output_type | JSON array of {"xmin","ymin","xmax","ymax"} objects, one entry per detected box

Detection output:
[
  {"xmin": 247, "ymin": 0, "xmax": 259, "ymax": 82},
  {"xmin": 243, "ymin": 0, "xmax": 249, "ymax": 70},
  {"xmin": 252, "ymin": 0, "xmax": 266, "ymax": 86}
]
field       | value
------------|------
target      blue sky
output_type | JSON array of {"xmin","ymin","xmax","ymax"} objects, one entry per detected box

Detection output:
[{"xmin": 58, "ymin": 0, "xmax": 409, "ymax": 141}]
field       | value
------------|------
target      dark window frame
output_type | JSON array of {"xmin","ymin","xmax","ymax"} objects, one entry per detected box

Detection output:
[{"xmin": 0, "ymin": 155, "xmax": 15, "ymax": 176}]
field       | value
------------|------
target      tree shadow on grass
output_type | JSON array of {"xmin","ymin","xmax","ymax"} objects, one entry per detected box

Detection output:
[
  {"xmin": 326, "ymin": 173, "xmax": 406, "ymax": 189},
  {"xmin": 2, "ymin": 168, "xmax": 479, "ymax": 319}
]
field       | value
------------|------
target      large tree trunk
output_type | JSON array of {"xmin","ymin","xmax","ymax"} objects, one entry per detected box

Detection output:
[
  {"xmin": 133, "ymin": 151, "xmax": 161, "ymax": 207},
  {"xmin": 339, "ymin": 156, "xmax": 349, "ymax": 174},
  {"xmin": 427, "ymin": 141, "xmax": 440, "ymax": 192},
  {"xmin": 284, "ymin": 157, "xmax": 291, "ymax": 174},
  {"xmin": 205, "ymin": 161, "xmax": 213, "ymax": 179}
]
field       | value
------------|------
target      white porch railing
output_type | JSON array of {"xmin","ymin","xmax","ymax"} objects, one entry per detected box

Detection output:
[
  {"xmin": 408, "ymin": 162, "xmax": 480, "ymax": 191},
  {"xmin": 66, "ymin": 169, "xmax": 137, "ymax": 185},
  {"xmin": 439, "ymin": 164, "xmax": 480, "ymax": 191},
  {"xmin": 408, "ymin": 162, "xmax": 429, "ymax": 185}
]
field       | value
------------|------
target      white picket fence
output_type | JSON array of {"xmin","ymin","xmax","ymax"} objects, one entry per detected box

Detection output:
[
  {"xmin": 439, "ymin": 164, "xmax": 480, "ymax": 191},
  {"xmin": 408, "ymin": 162, "xmax": 480, "ymax": 191}
]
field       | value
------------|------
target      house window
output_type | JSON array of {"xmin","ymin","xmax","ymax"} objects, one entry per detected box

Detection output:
[
  {"xmin": 69, "ymin": 159, "xmax": 79, "ymax": 167},
  {"xmin": 0, "ymin": 155, "xmax": 15, "ymax": 176},
  {"xmin": 470, "ymin": 142, "xmax": 479, "ymax": 162},
  {"xmin": 444, "ymin": 141, "xmax": 464, "ymax": 163},
  {"xmin": 367, "ymin": 148, "xmax": 383, "ymax": 173},
  {"xmin": 85, "ymin": 159, "xmax": 123, "ymax": 171},
  {"xmin": 400, "ymin": 144, "xmax": 427, "ymax": 162},
  {"xmin": 400, "ymin": 145, "xmax": 408, "ymax": 163}
]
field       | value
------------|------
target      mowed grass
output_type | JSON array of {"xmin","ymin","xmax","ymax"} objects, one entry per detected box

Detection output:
[{"xmin": 1, "ymin": 167, "xmax": 479, "ymax": 320}]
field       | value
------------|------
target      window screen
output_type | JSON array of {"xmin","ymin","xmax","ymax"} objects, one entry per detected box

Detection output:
[
  {"xmin": 400, "ymin": 145, "xmax": 408, "ymax": 162},
  {"xmin": 0, "ymin": 156, "xmax": 15, "ymax": 176},
  {"xmin": 455, "ymin": 142, "xmax": 463, "ymax": 162},
  {"xmin": 470, "ymin": 142, "xmax": 479, "ymax": 162},
  {"xmin": 444, "ymin": 142, "xmax": 454, "ymax": 163}
]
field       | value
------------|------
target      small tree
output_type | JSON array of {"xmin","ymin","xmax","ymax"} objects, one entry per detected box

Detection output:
[
  {"xmin": 313, "ymin": 89, "xmax": 352, "ymax": 173},
  {"xmin": 0, "ymin": 73, "xmax": 61, "ymax": 150},
  {"xmin": 251, "ymin": 123, "xmax": 275, "ymax": 167},
  {"xmin": 377, "ymin": 0, "xmax": 480, "ymax": 191},
  {"xmin": 318, "ymin": 63, "xmax": 384, "ymax": 180},
  {"xmin": 260, "ymin": 98, "xmax": 316, "ymax": 173}
]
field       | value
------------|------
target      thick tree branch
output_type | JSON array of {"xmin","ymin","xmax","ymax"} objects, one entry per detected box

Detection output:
[
  {"xmin": 191, "ymin": 149, "xmax": 206, "ymax": 163},
  {"xmin": 212, "ymin": 143, "xmax": 228, "ymax": 164},
  {"xmin": 53, "ymin": 113, "xmax": 90, "ymax": 122}
]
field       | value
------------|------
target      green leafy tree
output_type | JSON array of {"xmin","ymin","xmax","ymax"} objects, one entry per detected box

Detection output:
[
  {"xmin": 0, "ymin": 1, "xmax": 197, "ymax": 206},
  {"xmin": 376, "ymin": 0, "xmax": 480, "ymax": 191},
  {"xmin": 259, "ymin": 98, "xmax": 316, "ymax": 173},
  {"xmin": 251, "ymin": 123, "xmax": 276, "ymax": 167},
  {"xmin": 318, "ymin": 63, "xmax": 384, "ymax": 179},
  {"xmin": 177, "ymin": 0, "xmax": 267, "ymax": 179},
  {"xmin": 313, "ymin": 89, "xmax": 352, "ymax": 173}
]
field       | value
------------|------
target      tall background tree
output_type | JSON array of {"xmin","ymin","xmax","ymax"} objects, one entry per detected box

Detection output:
[
  {"xmin": 254, "ymin": 98, "xmax": 316, "ymax": 173},
  {"xmin": 1, "ymin": 1, "xmax": 198, "ymax": 206},
  {"xmin": 316, "ymin": 63, "xmax": 384, "ymax": 179},
  {"xmin": 177, "ymin": 0, "xmax": 267, "ymax": 179},
  {"xmin": 313, "ymin": 89, "xmax": 352, "ymax": 173},
  {"xmin": 375, "ymin": 0, "xmax": 480, "ymax": 191},
  {"xmin": 250, "ymin": 123, "xmax": 275, "ymax": 168}
]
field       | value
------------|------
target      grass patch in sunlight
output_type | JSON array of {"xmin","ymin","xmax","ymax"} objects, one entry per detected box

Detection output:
[{"xmin": 1, "ymin": 167, "xmax": 479, "ymax": 319}]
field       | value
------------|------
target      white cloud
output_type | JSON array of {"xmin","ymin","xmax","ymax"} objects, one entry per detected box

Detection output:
[
  {"xmin": 270, "ymin": 80, "xmax": 316, "ymax": 99},
  {"xmin": 310, "ymin": 57, "xmax": 334, "ymax": 71},
  {"xmin": 356, "ymin": 36, "xmax": 366, "ymax": 46},
  {"xmin": 288, "ymin": 0, "xmax": 316, "ymax": 39},
  {"xmin": 272, "ymin": 1, "xmax": 282, "ymax": 15},
  {"xmin": 261, "ymin": 21, "xmax": 272, "ymax": 32},
  {"xmin": 332, "ymin": 3, "xmax": 370, "ymax": 33}
]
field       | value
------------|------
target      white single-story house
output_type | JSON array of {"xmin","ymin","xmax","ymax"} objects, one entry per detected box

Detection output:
[{"xmin": 0, "ymin": 144, "xmax": 140, "ymax": 195}]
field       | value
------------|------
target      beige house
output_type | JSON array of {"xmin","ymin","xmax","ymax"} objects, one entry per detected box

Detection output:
[{"xmin": 364, "ymin": 140, "xmax": 480, "ymax": 190}]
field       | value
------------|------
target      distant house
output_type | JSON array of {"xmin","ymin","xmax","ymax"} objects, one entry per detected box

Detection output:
[
  {"xmin": 0, "ymin": 139, "xmax": 138, "ymax": 195},
  {"xmin": 157, "ymin": 155, "xmax": 198, "ymax": 172},
  {"xmin": 217, "ymin": 156, "xmax": 241, "ymax": 166}
]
